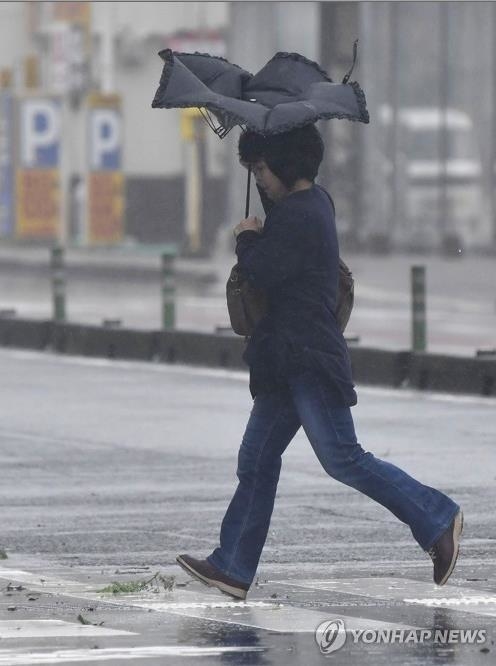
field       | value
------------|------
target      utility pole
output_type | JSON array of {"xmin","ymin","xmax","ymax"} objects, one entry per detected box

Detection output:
[
  {"xmin": 438, "ymin": 2, "xmax": 451, "ymax": 252},
  {"xmin": 386, "ymin": 2, "xmax": 400, "ymax": 252},
  {"xmin": 99, "ymin": 2, "xmax": 115, "ymax": 94},
  {"xmin": 319, "ymin": 1, "xmax": 363, "ymax": 250},
  {"xmin": 491, "ymin": 2, "xmax": 496, "ymax": 252},
  {"xmin": 181, "ymin": 108, "xmax": 204, "ymax": 255}
]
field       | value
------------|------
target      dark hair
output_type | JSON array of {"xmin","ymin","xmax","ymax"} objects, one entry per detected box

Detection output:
[{"xmin": 238, "ymin": 124, "xmax": 324, "ymax": 189}]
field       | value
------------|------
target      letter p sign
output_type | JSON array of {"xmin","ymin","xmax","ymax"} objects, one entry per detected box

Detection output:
[
  {"xmin": 20, "ymin": 99, "xmax": 60, "ymax": 168},
  {"xmin": 90, "ymin": 109, "xmax": 121, "ymax": 170}
]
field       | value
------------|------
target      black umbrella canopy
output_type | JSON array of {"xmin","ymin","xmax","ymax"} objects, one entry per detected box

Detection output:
[{"xmin": 151, "ymin": 46, "xmax": 369, "ymax": 137}]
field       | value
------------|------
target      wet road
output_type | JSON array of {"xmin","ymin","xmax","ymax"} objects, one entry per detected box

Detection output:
[{"xmin": 0, "ymin": 348, "xmax": 495, "ymax": 664}]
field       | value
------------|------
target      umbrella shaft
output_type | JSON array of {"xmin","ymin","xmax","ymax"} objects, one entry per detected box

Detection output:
[{"xmin": 245, "ymin": 166, "xmax": 252, "ymax": 218}]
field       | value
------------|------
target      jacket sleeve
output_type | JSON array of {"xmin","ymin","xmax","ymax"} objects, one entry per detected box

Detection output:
[{"xmin": 235, "ymin": 206, "xmax": 306, "ymax": 289}]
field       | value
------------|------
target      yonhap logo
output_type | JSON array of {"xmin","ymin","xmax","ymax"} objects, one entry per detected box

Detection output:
[
  {"xmin": 315, "ymin": 618, "xmax": 347, "ymax": 654},
  {"xmin": 314, "ymin": 618, "xmax": 486, "ymax": 655}
]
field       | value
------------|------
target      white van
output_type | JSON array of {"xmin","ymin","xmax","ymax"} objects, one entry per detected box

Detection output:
[{"xmin": 378, "ymin": 105, "xmax": 489, "ymax": 251}]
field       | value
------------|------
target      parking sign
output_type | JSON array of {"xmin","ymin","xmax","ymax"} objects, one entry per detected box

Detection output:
[
  {"xmin": 16, "ymin": 97, "xmax": 61, "ymax": 239},
  {"xmin": 86, "ymin": 92, "xmax": 124, "ymax": 245}
]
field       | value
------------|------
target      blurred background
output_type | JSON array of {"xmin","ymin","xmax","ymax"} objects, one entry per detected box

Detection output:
[
  {"xmin": 1, "ymin": 0, "xmax": 496, "ymax": 255},
  {"xmin": 0, "ymin": 1, "xmax": 494, "ymax": 358}
]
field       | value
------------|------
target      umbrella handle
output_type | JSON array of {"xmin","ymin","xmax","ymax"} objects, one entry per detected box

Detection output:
[{"xmin": 245, "ymin": 166, "xmax": 252, "ymax": 218}]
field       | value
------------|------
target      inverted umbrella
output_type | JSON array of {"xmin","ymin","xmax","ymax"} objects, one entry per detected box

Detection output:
[
  {"xmin": 152, "ymin": 43, "xmax": 368, "ymax": 136},
  {"xmin": 152, "ymin": 42, "xmax": 369, "ymax": 214}
]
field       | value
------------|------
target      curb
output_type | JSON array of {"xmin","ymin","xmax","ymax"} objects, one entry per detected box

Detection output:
[{"xmin": 0, "ymin": 317, "xmax": 495, "ymax": 398}]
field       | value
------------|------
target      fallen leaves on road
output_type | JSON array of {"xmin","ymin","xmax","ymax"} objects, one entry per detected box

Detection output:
[{"xmin": 96, "ymin": 572, "xmax": 175, "ymax": 595}]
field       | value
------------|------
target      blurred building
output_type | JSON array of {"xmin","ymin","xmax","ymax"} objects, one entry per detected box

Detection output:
[
  {"xmin": 0, "ymin": 1, "xmax": 228, "ymax": 250},
  {"xmin": 1, "ymin": 1, "xmax": 495, "ymax": 254},
  {"xmin": 226, "ymin": 1, "xmax": 496, "ymax": 255}
]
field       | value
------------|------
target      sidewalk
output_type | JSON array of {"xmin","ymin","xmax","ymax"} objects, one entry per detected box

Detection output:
[
  {"xmin": 0, "ymin": 240, "xmax": 494, "ymax": 357},
  {"xmin": 0, "ymin": 242, "xmax": 220, "ymax": 285}
]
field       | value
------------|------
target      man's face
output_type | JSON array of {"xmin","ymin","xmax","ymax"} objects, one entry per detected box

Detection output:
[{"xmin": 250, "ymin": 160, "xmax": 289, "ymax": 202}]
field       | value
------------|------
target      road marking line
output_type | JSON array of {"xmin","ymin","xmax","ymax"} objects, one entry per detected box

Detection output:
[
  {"xmin": 0, "ymin": 620, "xmax": 135, "ymax": 639},
  {"xmin": 278, "ymin": 577, "xmax": 496, "ymax": 618},
  {"xmin": 128, "ymin": 599, "xmax": 420, "ymax": 634},
  {"xmin": 0, "ymin": 566, "xmax": 419, "ymax": 634},
  {"xmin": 0, "ymin": 645, "xmax": 265, "ymax": 665},
  {"xmin": 0, "ymin": 568, "xmax": 94, "ymax": 595}
]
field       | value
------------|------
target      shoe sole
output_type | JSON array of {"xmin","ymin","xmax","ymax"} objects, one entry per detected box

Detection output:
[
  {"xmin": 175, "ymin": 556, "xmax": 247, "ymax": 601},
  {"xmin": 437, "ymin": 510, "xmax": 464, "ymax": 586}
]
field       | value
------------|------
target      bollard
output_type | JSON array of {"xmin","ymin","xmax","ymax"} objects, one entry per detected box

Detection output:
[
  {"xmin": 161, "ymin": 249, "xmax": 176, "ymax": 330},
  {"xmin": 51, "ymin": 246, "xmax": 66, "ymax": 322},
  {"xmin": 411, "ymin": 265, "xmax": 426, "ymax": 352}
]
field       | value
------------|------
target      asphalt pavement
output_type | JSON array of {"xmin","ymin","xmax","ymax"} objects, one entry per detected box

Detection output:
[{"xmin": 0, "ymin": 348, "xmax": 495, "ymax": 665}]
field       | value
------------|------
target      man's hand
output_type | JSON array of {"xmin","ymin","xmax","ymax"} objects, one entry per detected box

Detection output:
[{"xmin": 233, "ymin": 216, "xmax": 263, "ymax": 238}]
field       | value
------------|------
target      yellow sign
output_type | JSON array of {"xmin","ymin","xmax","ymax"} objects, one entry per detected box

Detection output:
[
  {"xmin": 88, "ymin": 172, "xmax": 124, "ymax": 245},
  {"xmin": 87, "ymin": 92, "xmax": 121, "ymax": 109},
  {"xmin": 16, "ymin": 169, "xmax": 60, "ymax": 239},
  {"xmin": 180, "ymin": 107, "xmax": 203, "ymax": 140}
]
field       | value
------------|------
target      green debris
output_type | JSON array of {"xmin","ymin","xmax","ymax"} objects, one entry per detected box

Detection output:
[
  {"xmin": 96, "ymin": 572, "xmax": 175, "ymax": 595},
  {"xmin": 0, "ymin": 550, "xmax": 8, "ymax": 560}
]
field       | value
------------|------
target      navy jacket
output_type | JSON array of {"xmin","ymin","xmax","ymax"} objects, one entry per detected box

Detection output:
[{"xmin": 235, "ymin": 184, "xmax": 357, "ymax": 406}]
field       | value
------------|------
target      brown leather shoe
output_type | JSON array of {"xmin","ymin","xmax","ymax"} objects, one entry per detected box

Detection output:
[
  {"xmin": 428, "ymin": 510, "xmax": 464, "ymax": 586},
  {"xmin": 176, "ymin": 554, "xmax": 249, "ymax": 600}
]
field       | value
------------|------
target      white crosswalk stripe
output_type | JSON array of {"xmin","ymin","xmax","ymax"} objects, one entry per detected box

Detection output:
[
  {"xmin": 1, "ymin": 563, "xmax": 494, "ymax": 663},
  {"xmin": 1, "ymin": 565, "xmax": 421, "ymax": 634},
  {"xmin": 278, "ymin": 577, "xmax": 496, "ymax": 618},
  {"xmin": 0, "ymin": 646, "xmax": 265, "ymax": 665},
  {"xmin": 0, "ymin": 620, "xmax": 134, "ymax": 638},
  {"xmin": 123, "ymin": 597, "xmax": 422, "ymax": 634}
]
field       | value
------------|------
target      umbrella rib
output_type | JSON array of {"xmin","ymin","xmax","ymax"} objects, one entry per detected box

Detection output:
[
  {"xmin": 198, "ymin": 107, "xmax": 217, "ymax": 132},
  {"xmin": 198, "ymin": 107, "xmax": 235, "ymax": 139}
]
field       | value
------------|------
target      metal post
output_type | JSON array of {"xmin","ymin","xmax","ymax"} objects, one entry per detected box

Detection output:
[
  {"xmin": 491, "ymin": 2, "xmax": 496, "ymax": 251},
  {"xmin": 182, "ymin": 111, "xmax": 203, "ymax": 255},
  {"xmin": 51, "ymin": 246, "xmax": 66, "ymax": 322},
  {"xmin": 411, "ymin": 265, "xmax": 426, "ymax": 352},
  {"xmin": 161, "ymin": 250, "xmax": 176, "ymax": 330},
  {"xmin": 438, "ymin": 2, "xmax": 451, "ymax": 250},
  {"xmin": 100, "ymin": 2, "xmax": 115, "ymax": 94},
  {"xmin": 387, "ymin": 2, "xmax": 400, "ymax": 249}
]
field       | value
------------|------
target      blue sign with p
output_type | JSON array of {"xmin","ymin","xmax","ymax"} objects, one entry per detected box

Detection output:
[
  {"xmin": 89, "ymin": 109, "xmax": 121, "ymax": 170},
  {"xmin": 20, "ymin": 99, "xmax": 61, "ymax": 168}
]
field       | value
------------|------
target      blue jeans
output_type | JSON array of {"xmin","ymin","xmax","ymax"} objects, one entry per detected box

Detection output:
[{"xmin": 207, "ymin": 371, "xmax": 460, "ymax": 586}]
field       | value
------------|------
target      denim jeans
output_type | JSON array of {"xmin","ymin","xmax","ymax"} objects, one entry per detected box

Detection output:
[{"xmin": 207, "ymin": 371, "xmax": 460, "ymax": 586}]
